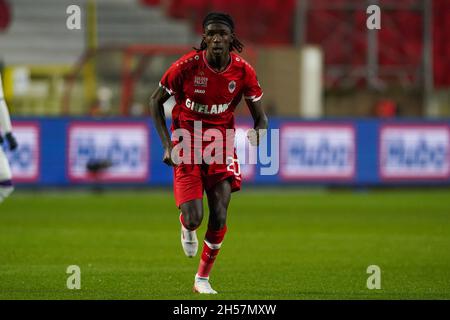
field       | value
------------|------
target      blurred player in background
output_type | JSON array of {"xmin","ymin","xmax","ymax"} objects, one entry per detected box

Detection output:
[
  {"xmin": 0, "ymin": 73, "xmax": 18, "ymax": 204},
  {"xmin": 150, "ymin": 12, "xmax": 268, "ymax": 294}
]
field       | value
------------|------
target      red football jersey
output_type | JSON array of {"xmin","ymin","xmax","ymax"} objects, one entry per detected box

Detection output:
[{"xmin": 159, "ymin": 50, "xmax": 263, "ymax": 133}]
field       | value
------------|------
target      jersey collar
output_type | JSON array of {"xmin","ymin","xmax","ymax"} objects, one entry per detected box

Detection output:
[{"xmin": 202, "ymin": 50, "xmax": 233, "ymax": 74}]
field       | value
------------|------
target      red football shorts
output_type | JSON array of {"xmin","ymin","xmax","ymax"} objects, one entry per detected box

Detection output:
[{"xmin": 173, "ymin": 151, "xmax": 242, "ymax": 208}]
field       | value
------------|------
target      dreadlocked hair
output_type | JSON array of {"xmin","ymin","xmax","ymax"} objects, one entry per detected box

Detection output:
[{"xmin": 194, "ymin": 12, "xmax": 244, "ymax": 53}]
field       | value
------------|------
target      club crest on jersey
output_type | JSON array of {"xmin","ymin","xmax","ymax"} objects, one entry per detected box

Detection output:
[
  {"xmin": 228, "ymin": 80, "xmax": 236, "ymax": 93},
  {"xmin": 194, "ymin": 76, "xmax": 208, "ymax": 87}
]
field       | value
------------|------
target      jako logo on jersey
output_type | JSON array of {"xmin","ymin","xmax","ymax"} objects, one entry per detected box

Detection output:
[
  {"xmin": 379, "ymin": 125, "xmax": 450, "ymax": 179},
  {"xmin": 228, "ymin": 80, "xmax": 236, "ymax": 93},
  {"xmin": 280, "ymin": 125, "xmax": 355, "ymax": 180},
  {"xmin": 194, "ymin": 76, "xmax": 208, "ymax": 87},
  {"xmin": 194, "ymin": 89, "xmax": 205, "ymax": 94},
  {"xmin": 185, "ymin": 98, "xmax": 229, "ymax": 114}
]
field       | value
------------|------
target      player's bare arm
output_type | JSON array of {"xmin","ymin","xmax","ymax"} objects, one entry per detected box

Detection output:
[
  {"xmin": 149, "ymin": 86, "xmax": 175, "ymax": 167},
  {"xmin": 246, "ymin": 99, "xmax": 268, "ymax": 146}
]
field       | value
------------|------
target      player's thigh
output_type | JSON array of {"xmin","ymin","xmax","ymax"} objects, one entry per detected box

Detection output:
[
  {"xmin": 0, "ymin": 149, "xmax": 12, "ymax": 182},
  {"xmin": 203, "ymin": 159, "xmax": 238, "ymax": 213},
  {"xmin": 173, "ymin": 164, "xmax": 203, "ymax": 207},
  {"xmin": 206, "ymin": 178, "xmax": 232, "ymax": 213}
]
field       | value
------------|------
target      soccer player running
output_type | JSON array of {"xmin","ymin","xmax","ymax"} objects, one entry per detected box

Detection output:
[
  {"xmin": 0, "ymin": 72, "xmax": 18, "ymax": 203},
  {"xmin": 150, "ymin": 12, "xmax": 268, "ymax": 294}
]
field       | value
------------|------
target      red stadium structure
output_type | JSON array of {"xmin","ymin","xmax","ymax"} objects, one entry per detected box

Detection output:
[
  {"xmin": 0, "ymin": 0, "xmax": 11, "ymax": 32},
  {"xmin": 141, "ymin": 0, "xmax": 449, "ymax": 89}
]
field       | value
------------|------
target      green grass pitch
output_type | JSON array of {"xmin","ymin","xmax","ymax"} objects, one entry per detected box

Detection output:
[{"xmin": 0, "ymin": 188, "xmax": 449, "ymax": 299}]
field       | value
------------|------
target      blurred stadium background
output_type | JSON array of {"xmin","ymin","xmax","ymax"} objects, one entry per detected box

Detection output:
[{"xmin": 0, "ymin": 0, "xmax": 449, "ymax": 299}]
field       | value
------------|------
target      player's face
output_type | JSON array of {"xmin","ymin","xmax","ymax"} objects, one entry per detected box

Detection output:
[{"xmin": 203, "ymin": 23, "xmax": 233, "ymax": 57}]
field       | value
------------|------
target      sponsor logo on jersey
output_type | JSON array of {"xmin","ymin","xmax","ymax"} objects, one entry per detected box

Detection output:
[
  {"xmin": 280, "ymin": 124, "xmax": 356, "ymax": 180},
  {"xmin": 228, "ymin": 80, "xmax": 236, "ymax": 93},
  {"xmin": 379, "ymin": 125, "xmax": 450, "ymax": 180},
  {"xmin": 185, "ymin": 98, "xmax": 229, "ymax": 114},
  {"xmin": 194, "ymin": 89, "xmax": 205, "ymax": 94},
  {"xmin": 194, "ymin": 76, "xmax": 208, "ymax": 87}
]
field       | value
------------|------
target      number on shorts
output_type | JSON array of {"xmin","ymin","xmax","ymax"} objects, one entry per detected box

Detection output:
[{"xmin": 226, "ymin": 156, "xmax": 241, "ymax": 177}]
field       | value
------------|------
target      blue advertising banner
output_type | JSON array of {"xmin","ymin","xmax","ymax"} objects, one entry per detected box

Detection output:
[
  {"xmin": 7, "ymin": 118, "xmax": 450, "ymax": 187},
  {"xmin": 379, "ymin": 124, "xmax": 450, "ymax": 181},
  {"xmin": 279, "ymin": 123, "xmax": 356, "ymax": 181},
  {"xmin": 67, "ymin": 122, "xmax": 150, "ymax": 183},
  {"xmin": 5, "ymin": 122, "xmax": 40, "ymax": 183}
]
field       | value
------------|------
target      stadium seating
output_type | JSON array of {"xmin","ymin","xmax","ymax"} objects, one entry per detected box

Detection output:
[
  {"xmin": 0, "ymin": 0, "xmax": 194, "ymax": 65},
  {"xmin": 0, "ymin": 0, "xmax": 84, "ymax": 65},
  {"xmin": 0, "ymin": 0, "xmax": 11, "ymax": 31},
  {"xmin": 97, "ymin": 0, "xmax": 193, "ymax": 46},
  {"xmin": 2, "ymin": 0, "xmax": 447, "ymax": 86},
  {"xmin": 433, "ymin": 0, "xmax": 450, "ymax": 87},
  {"xmin": 153, "ymin": 0, "xmax": 449, "ymax": 88}
]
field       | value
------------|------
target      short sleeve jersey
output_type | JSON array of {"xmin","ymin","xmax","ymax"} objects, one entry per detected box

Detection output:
[{"xmin": 159, "ymin": 50, "xmax": 263, "ymax": 132}]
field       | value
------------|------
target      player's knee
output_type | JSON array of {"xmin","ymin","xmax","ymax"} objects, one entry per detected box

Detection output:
[
  {"xmin": 185, "ymin": 217, "xmax": 201, "ymax": 230},
  {"xmin": 0, "ymin": 186, "xmax": 14, "ymax": 203},
  {"xmin": 181, "ymin": 206, "xmax": 203, "ymax": 230}
]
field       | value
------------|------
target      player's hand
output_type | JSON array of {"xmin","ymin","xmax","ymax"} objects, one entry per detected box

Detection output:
[
  {"xmin": 163, "ymin": 146, "xmax": 176, "ymax": 167},
  {"xmin": 5, "ymin": 132, "xmax": 18, "ymax": 151},
  {"xmin": 247, "ymin": 128, "xmax": 266, "ymax": 146}
]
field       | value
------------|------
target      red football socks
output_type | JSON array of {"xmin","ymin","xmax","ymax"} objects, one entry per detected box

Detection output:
[{"xmin": 197, "ymin": 225, "xmax": 227, "ymax": 278}]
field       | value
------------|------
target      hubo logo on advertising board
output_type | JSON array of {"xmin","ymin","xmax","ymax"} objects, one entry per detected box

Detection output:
[
  {"xmin": 5, "ymin": 122, "xmax": 40, "ymax": 183},
  {"xmin": 68, "ymin": 123, "xmax": 149, "ymax": 182},
  {"xmin": 379, "ymin": 125, "xmax": 450, "ymax": 180},
  {"xmin": 280, "ymin": 124, "xmax": 356, "ymax": 181}
]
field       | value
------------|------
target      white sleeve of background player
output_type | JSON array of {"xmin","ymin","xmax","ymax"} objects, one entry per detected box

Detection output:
[{"xmin": 0, "ymin": 74, "xmax": 13, "ymax": 133}]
